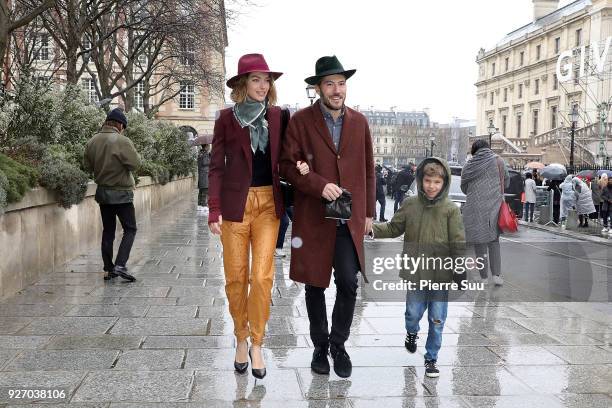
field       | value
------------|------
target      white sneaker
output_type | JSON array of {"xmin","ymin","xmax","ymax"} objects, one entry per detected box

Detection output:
[
  {"xmin": 274, "ymin": 249, "xmax": 286, "ymax": 258},
  {"xmin": 493, "ymin": 275, "xmax": 504, "ymax": 286}
]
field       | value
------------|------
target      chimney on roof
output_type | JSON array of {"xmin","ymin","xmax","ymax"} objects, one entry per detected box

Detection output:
[{"xmin": 532, "ymin": 0, "xmax": 559, "ymax": 20}]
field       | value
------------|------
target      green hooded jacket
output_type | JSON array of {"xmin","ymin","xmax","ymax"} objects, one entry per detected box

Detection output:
[{"xmin": 372, "ymin": 157, "xmax": 466, "ymax": 283}]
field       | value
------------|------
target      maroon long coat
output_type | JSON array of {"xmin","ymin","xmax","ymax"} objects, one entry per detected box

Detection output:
[
  {"xmin": 280, "ymin": 100, "xmax": 375, "ymax": 288},
  {"xmin": 207, "ymin": 106, "xmax": 284, "ymax": 223}
]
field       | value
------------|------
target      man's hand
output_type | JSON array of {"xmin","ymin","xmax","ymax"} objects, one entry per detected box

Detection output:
[
  {"xmin": 209, "ymin": 215, "xmax": 223, "ymax": 235},
  {"xmin": 322, "ymin": 183, "xmax": 343, "ymax": 201},
  {"xmin": 364, "ymin": 217, "xmax": 373, "ymax": 235},
  {"xmin": 296, "ymin": 161, "xmax": 310, "ymax": 175}
]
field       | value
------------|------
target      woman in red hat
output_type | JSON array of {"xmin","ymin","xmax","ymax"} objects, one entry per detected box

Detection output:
[{"xmin": 208, "ymin": 53, "xmax": 308, "ymax": 379}]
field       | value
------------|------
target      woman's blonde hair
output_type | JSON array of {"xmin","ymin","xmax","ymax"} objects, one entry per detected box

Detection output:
[
  {"xmin": 229, "ymin": 73, "xmax": 277, "ymax": 105},
  {"xmin": 600, "ymin": 173, "xmax": 609, "ymax": 188}
]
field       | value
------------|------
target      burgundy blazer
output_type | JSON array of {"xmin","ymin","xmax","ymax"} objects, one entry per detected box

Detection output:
[{"xmin": 207, "ymin": 106, "xmax": 284, "ymax": 223}]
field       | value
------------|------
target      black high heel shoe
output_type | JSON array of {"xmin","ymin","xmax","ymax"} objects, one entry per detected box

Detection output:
[
  {"xmin": 234, "ymin": 341, "xmax": 248, "ymax": 374},
  {"xmin": 249, "ymin": 347, "xmax": 266, "ymax": 379}
]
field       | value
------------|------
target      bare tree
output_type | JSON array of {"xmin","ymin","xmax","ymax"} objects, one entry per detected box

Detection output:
[{"xmin": 0, "ymin": 0, "xmax": 55, "ymax": 87}]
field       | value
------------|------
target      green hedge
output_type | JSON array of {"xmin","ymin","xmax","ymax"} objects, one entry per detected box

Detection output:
[{"xmin": 0, "ymin": 154, "xmax": 38, "ymax": 210}]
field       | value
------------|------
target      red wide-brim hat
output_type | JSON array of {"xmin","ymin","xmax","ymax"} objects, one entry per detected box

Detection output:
[{"xmin": 226, "ymin": 53, "xmax": 283, "ymax": 88}]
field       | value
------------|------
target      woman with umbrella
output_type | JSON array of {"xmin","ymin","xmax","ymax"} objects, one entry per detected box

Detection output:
[{"xmin": 541, "ymin": 164, "xmax": 567, "ymax": 224}]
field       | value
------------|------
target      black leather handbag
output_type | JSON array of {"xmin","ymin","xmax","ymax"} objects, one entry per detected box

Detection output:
[{"xmin": 323, "ymin": 188, "xmax": 352, "ymax": 220}]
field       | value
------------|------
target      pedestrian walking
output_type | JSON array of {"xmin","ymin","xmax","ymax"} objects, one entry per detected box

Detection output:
[
  {"xmin": 197, "ymin": 144, "xmax": 210, "ymax": 216},
  {"xmin": 460, "ymin": 140, "xmax": 509, "ymax": 286},
  {"xmin": 207, "ymin": 53, "xmax": 309, "ymax": 379},
  {"xmin": 385, "ymin": 169, "xmax": 395, "ymax": 197},
  {"xmin": 559, "ymin": 175, "xmax": 576, "ymax": 226},
  {"xmin": 280, "ymin": 55, "xmax": 375, "ymax": 378},
  {"xmin": 601, "ymin": 174, "xmax": 612, "ymax": 234},
  {"xmin": 393, "ymin": 165, "xmax": 415, "ymax": 213},
  {"xmin": 572, "ymin": 177, "xmax": 595, "ymax": 228},
  {"xmin": 375, "ymin": 165, "xmax": 387, "ymax": 221},
  {"xmin": 546, "ymin": 178, "xmax": 562, "ymax": 224},
  {"xmin": 84, "ymin": 108, "xmax": 140, "ymax": 282},
  {"xmin": 523, "ymin": 172, "xmax": 537, "ymax": 222},
  {"xmin": 372, "ymin": 157, "xmax": 465, "ymax": 378},
  {"xmin": 591, "ymin": 176, "xmax": 603, "ymax": 222},
  {"xmin": 274, "ymin": 206, "xmax": 293, "ymax": 257}
]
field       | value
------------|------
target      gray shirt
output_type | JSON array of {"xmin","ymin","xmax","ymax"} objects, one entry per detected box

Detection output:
[{"xmin": 320, "ymin": 101, "xmax": 344, "ymax": 151}]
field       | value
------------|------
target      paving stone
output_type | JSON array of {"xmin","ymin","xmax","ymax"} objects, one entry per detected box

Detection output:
[
  {"xmin": 0, "ymin": 336, "xmax": 52, "ymax": 349},
  {"xmin": 297, "ymin": 367, "xmax": 428, "ymax": 398},
  {"xmin": 351, "ymin": 396, "xmax": 469, "ymax": 408},
  {"xmin": 434, "ymin": 346, "xmax": 504, "ymax": 366},
  {"xmin": 507, "ymin": 305, "xmax": 580, "ymax": 318},
  {"xmin": 44, "ymin": 335, "xmax": 143, "ymax": 350},
  {"xmin": 554, "ymin": 393, "xmax": 612, "ymax": 408},
  {"xmin": 543, "ymin": 345, "xmax": 612, "ymax": 364},
  {"xmin": 72, "ymin": 370, "xmax": 193, "ymax": 402},
  {"xmin": 141, "ymin": 335, "xmax": 233, "ymax": 349},
  {"xmin": 118, "ymin": 297, "xmax": 178, "ymax": 306},
  {"xmin": 65, "ymin": 305, "xmax": 149, "ymax": 317},
  {"xmin": 6, "ymin": 404, "xmax": 110, "ymax": 408},
  {"xmin": 175, "ymin": 296, "xmax": 216, "ymax": 306},
  {"xmin": 510, "ymin": 317, "xmax": 609, "ymax": 334},
  {"xmin": 0, "ymin": 317, "xmax": 34, "ymax": 334},
  {"xmin": 0, "ymin": 350, "xmax": 18, "ymax": 370},
  {"xmin": 365, "ymin": 317, "xmax": 455, "ymax": 334},
  {"xmin": 445, "ymin": 318, "xmax": 534, "ymax": 334},
  {"xmin": 191, "ymin": 369, "xmax": 303, "ymax": 401},
  {"xmin": 89, "ymin": 287, "xmax": 170, "ymax": 298},
  {"xmin": 110, "ymin": 317, "xmax": 209, "ymax": 335},
  {"xmin": 506, "ymin": 365, "xmax": 612, "ymax": 394},
  {"xmin": 488, "ymin": 346, "xmax": 567, "ymax": 365},
  {"xmin": 20, "ymin": 285, "xmax": 98, "ymax": 297},
  {"xmin": 3, "ymin": 350, "xmax": 119, "ymax": 371},
  {"xmin": 16, "ymin": 317, "xmax": 117, "ymax": 335},
  {"xmin": 113, "ymin": 350, "xmax": 184, "ymax": 370},
  {"xmin": 483, "ymin": 333, "xmax": 561, "ymax": 346},
  {"xmin": 145, "ymin": 306, "xmax": 197, "ymax": 318},
  {"xmin": 0, "ymin": 304, "xmax": 72, "ymax": 317},
  {"xmin": 462, "ymin": 395, "xmax": 564, "ymax": 407},
  {"xmin": 466, "ymin": 306, "xmax": 528, "ymax": 318},
  {"xmin": 56, "ymin": 297, "xmax": 122, "ymax": 305}
]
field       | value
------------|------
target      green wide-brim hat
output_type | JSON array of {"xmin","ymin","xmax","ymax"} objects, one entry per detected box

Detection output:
[{"xmin": 304, "ymin": 55, "xmax": 356, "ymax": 85}]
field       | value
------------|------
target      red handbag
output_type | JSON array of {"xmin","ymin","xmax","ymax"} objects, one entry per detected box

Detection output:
[{"xmin": 496, "ymin": 158, "xmax": 518, "ymax": 233}]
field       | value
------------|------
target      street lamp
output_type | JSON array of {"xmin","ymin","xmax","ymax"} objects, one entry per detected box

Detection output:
[
  {"xmin": 306, "ymin": 85, "xmax": 316, "ymax": 105},
  {"xmin": 569, "ymin": 104, "xmax": 579, "ymax": 173},
  {"xmin": 429, "ymin": 135, "xmax": 436, "ymax": 157},
  {"xmin": 487, "ymin": 121, "xmax": 496, "ymax": 146}
]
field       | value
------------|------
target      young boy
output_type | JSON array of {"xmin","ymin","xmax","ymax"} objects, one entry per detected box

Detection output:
[{"xmin": 372, "ymin": 157, "xmax": 465, "ymax": 377}]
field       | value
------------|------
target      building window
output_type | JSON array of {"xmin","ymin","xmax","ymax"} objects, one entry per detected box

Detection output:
[
  {"xmin": 33, "ymin": 34, "xmax": 49, "ymax": 61},
  {"xmin": 533, "ymin": 110, "xmax": 539, "ymax": 135},
  {"xmin": 179, "ymin": 81, "xmax": 194, "ymax": 109},
  {"xmin": 503, "ymin": 88, "xmax": 508, "ymax": 102},
  {"xmin": 502, "ymin": 115, "xmax": 507, "ymax": 135},
  {"xmin": 505, "ymin": 57, "xmax": 509, "ymax": 72},
  {"xmin": 376, "ymin": 138, "xmax": 380, "ymax": 143},
  {"xmin": 517, "ymin": 114, "xmax": 522, "ymax": 138},
  {"xmin": 536, "ymin": 45, "xmax": 541, "ymax": 61},
  {"xmin": 535, "ymin": 79, "xmax": 540, "ymax": 95},
  {"xmin": 555, "ymin": 37, "xmax": 560, "ymax": 54},
  {"xmin": 518, "ymin": 83, "xmax": 523, "ymax": 98},
  {"xmin": 519, "ymin": 51, "xmax": 524, "ymax": 66},
  {"xmin": 81, "ymin": 78, "xmax": 98, "ymax": 104},
  {"xmin": 491, "ymin": 62, "xmax": 496, "ymax": 76},
  {"xmin": 574, "ymin": 66, "xmax": 580, "ymax": 84},
  {"xmin": 551, "ymin": 106, "xmax": 557, "ymax": 129},
  {"xmin": 376, "ymin": 147, "xmax": 380, "ymax": 154},
  {"xmin": 135, "ymin": 81, "xmax": 145, "ymax": 111},
  {"xmin": 553, "ymin": 73, "xmax": 558, "ymax": 90},
  {"xmin": 384, "ymin": 138, "xmax": 388, "ymax": 143},
  {"xmin": 384, "ymin": 147, "xmax": 387, "ymax": 154},
  {"xmin": 490, "ymin": 92, "xmax": 494, "ymax": 105},
  {"xmin": 575, "ymin": 29, "xmax": 582, "ymax": 47}
]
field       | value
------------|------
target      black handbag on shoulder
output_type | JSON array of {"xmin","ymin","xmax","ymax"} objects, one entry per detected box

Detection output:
[
  {"xmin": 322, "ymin": 188, "xmax": 352, "ymax": 220},
  {"xmin": 279, "ymin": 108, "xmax": 294, "ymax": 207}
]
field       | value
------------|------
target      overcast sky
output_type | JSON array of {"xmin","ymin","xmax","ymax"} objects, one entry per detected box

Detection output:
[{"xmin": 225, "ymin": 0, "xmax": 574, "ymax": 124}]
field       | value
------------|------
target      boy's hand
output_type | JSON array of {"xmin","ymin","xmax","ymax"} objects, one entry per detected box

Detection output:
[
  {"xmin": 364, "ymin": 217, "xmax": 373, "ymax": 235},
  {"xmin": 296, "ymin": 161, "xmax": 309, "ymax": 175}
]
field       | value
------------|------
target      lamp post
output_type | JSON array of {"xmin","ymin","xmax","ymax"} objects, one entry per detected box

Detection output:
[
  {"xmin": 306, "ymin": 85, "xmax": 316, "ymax": 105},
  {"xmin": 429, "ymin": 135, "xmax": 436, "ymax": 158},
  {"xmin": 487, "ymin": 121, "xmax": 496, "ymax": 146},
  {"xmin": 569, "ymin": 104, "xmax": 578, "ymax": 174}
]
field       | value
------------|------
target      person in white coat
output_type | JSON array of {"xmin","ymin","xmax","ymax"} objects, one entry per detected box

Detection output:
[
  {"xmin": 559, "ymin": 175, "xmax": 576, "ymax": 225},
  {"xmin": 523, "ymin": 172, "xmax": 537, "ymax": 222},
  {"xmin": 572, "ymin": 177, "xmax": 595, "ymax": 228}
]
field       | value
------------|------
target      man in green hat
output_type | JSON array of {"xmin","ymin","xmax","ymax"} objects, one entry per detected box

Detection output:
[{"xmin": 280, "ymin": 55, "xmax": 375, "ymax": 378}]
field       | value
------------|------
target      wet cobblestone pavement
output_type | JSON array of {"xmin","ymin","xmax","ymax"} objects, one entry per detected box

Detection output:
[{"xmin": 1, "ymin": 196, "xmax": 611, "ymax": 407}]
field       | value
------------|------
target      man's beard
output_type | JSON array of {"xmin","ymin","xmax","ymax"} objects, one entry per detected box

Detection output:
[{"xmin": 322, "ymin": 95, "xmax": 344, "ymax": 111}]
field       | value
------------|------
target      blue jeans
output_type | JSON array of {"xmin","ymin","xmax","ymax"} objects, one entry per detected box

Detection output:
[
  {"xmin": 405, "ymin": 290, "xmax": 448, "ymax": 361},
  {"xmin": 275, "ymin": 206, "xmax": 293, "ymax": 249}
]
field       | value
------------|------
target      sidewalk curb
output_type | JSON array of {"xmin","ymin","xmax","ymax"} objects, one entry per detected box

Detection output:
[{"xmin": 518, "ymin": 220, "xmax": 612, "ymax": 246}]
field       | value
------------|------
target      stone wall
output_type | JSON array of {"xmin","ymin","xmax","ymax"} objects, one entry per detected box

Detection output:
[{"xmin": 0, "ymin": 176, "xmax": 195, "ymax": 299}]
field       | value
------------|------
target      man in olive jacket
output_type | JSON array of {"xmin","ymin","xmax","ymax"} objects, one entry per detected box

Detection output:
[{"xmin": 84, "ymin": 108, "xmax": 141, "ymax": 282}]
